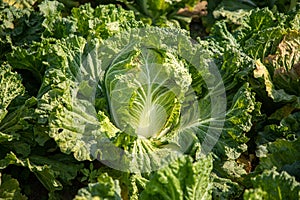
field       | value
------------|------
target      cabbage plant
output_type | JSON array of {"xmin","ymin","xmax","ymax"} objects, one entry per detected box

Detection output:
[{"xmin": 36, "ymin": 27, "xmax": 228, "ymax": 173}]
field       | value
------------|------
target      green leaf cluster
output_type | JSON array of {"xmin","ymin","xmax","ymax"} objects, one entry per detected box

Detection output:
[{"xmin": 0, "ymin": 0, "xmax": 299, "ymax": 199}]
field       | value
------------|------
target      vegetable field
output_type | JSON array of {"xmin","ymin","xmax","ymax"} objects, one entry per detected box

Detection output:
[{"xmin": 0, "ymin": 0, "xmax": 300, "ymax": 199}]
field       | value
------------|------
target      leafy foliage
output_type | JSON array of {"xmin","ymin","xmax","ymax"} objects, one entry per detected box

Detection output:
[
  {"xmin": 244, "ymin": 168, "xmax": 300, "ymax": 200},
  {"xmin": 0, "ymin": 0, "xmax": 299, "ymax": 199}
]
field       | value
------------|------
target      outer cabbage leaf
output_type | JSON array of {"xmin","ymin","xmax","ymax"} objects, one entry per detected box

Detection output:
[
  {"xmin": 235, "ymin": 8, "xmax": 286, "ymax": 60},
  {"xmin": 244, "ymin": 168, "xmax": 300, "ymax": 200},
  {"xmin": 212, "ymin": 0, "xmax": 254, "ymax": 25},
  {"xmin": 256, "ymin": 111, "xmax": 300, "ymax": 145},
  {"xmin": 243, "ymin": 26, "xmax": 284, "ymax": 60},
  {"xmin": 236, "ymin": 7, "xmax": 281, "ymax": 36},
  {"xmin": 0, "ymin": 173, "xmax": 27, "ymax": 200},
  {"xmin": 190, "ymin": 41, "xmax": 259, "ymax": 178},
  {"xmin": 0, "ymin": 151, "xmax": 83, "ymax": 196},
  {"xmin": 39, "ymin": 0, "xmax": 77, "ymax": 39},
  {"xmin": 211, "ymin": 83, "xmax": 258, "ymax": 165},
  {"xmin": 253, "ymin": 60, "xmax": 297, "ymax": 103},
  {"xmin": 0, "ymin": 0, "xmax": 44, "ymax": 50},
  {"xmin": 0, "ymin": 64, "xmax": 24, "ymax": 122},
  {"xmin": 2, "ymin": 0, "xmax": 38, "ymax": 9},
  {"xmin": 211, "ymin": 7, "xmax": 297, "ymax": 66},
  {"xmin": 119, "ymin": 0, "xmax": 199, "ymax": 27},
  {"xmin": 176, "ymin": 82, "xmax": 258, "ymax": 181},
  {"xmin": 261, "ymin": 0, "xmax": 299, "ymax": 13},
  {"xmin": 0, "ymin": 97, "xmax": 38, "ymax": 157},
  {"xmin": 208, "ymin": 21, "xmax": 240, "ymax": 50},
  {"xmin": 226, "ymin": 8, "xmax": 300, "ymax": 116},
  {"xmin": 29, "ymin": 154, "xmax": 84, "ymax": 184},
  {"xmin": 267, "ymin": 30, "xmax": 300, "ymax": 96},
  {"xmin": 211, "ymin": 6, "xmax": 300, "ymax": 126},
  {"xmin": 140, "ymin": 155, "xmax": 213, "ymax": 200},
  {"xmin": 35, "ymin": 36, "xmax": 111, "ymax": 161},
  {"xmin": 71, "ymin": 4, "xmax": 143, "ymax": 40},
  {"xmin": 252, "ymin": 57, "xmax": 300, "ymax": 119},
  {"xmin": 6, "ymin": 40, "xmax": 52, "ymax": 96},
  {"xmin": 281, "ymin": 111, "xmax": 300, "ymax": 138},
  {"xmin": 204, "ymin": 21, "xmax": 256, "ymax": 96},
  {"xmin": 256, "ymin": 138, "xmax": 300, "ymax": 180},
  {"xmin": 74, "ymin": 173, "xmax": 122, "ymax": 200},
  {"xmin": 0, "ymin": 152, "xmax": 63, "ymax": 193},
  {"xmin": 248, "ymin": 20, "xmax": 300, "ymax": 117},
  {"xmin": 204, "ymin": 0, "xmax": 299, "ymax": 34},
  {"xmin": 39, "ymin": 2, "xmax": 143, "ymax": 40},
  {"xmin": 190, "ymin": 16, "xmax": 261, "ymax": 179},
  {"xmin": 211, "ymin": 173, "xmax": 244, "ymax": 200}
]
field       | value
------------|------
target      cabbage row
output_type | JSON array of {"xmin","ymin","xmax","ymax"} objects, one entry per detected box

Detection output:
[{"xmin": 0, "ymin": 0, "xmax": 299, "ymax": 199}]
